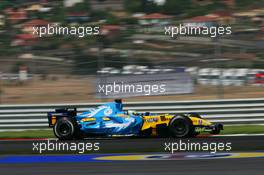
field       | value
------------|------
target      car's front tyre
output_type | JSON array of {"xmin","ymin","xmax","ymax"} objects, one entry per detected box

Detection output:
[
  {"xmin": 210, "ymin": 123, "xmax": 223, "ymax": 135},
  {"xmin": 169, "ymin": 115, "xmax": 194, "ymax": 138}
]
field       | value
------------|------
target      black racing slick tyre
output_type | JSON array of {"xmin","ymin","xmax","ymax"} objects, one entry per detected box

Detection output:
[
  {"xmin": 211, "ymin": 128, "xmax": 221, "ymax": 135},
  {"xmin": 54, "ymin": 117, "xmax": 78, "ymax": 140},
  {"xmin": 169, "ymin": 115, "xmax": 194, "ymax": 138},
  {"xmin": 210, "ymin": 124, "xmax": 223, "ymax": 135}
]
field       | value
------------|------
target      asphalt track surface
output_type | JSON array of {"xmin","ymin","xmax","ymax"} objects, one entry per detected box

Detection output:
[
  {"xmin": 0, "ymin": 135, "xmax": 263, "ymax": 153},
  {"xmin": 0, "ymin": 157, "xmax": 263, "ymax": 175},
  {"xmin": 0, "ymin": 136, "xmax": 263, "ymax": 175}
]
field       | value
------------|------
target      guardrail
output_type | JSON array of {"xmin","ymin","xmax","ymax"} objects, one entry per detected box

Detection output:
[{"xmin": 0, "ymin": 98, "xmax": 264, "ymax": 131}]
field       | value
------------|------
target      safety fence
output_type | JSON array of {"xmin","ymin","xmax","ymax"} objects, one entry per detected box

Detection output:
[{"xmin": 0, "ymin": 98, "xmax": 264, "ymax": 131}]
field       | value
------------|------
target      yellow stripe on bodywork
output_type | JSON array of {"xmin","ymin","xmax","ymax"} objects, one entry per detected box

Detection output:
[
  {"xmin": 81, "ymin": 118, "xmax": 96, "ymax": 122},
  {"xmin": 51, "ymin": 116, "xmax": 56, "ymax": 125},
  {"xmin": 190, "ymin": 117, "xmax": 212, "ymax": 126},
  {"xmin": 141, "ymin": 115, "xmax": 171, "ymax": 130},
  {"xmin": 141, "ymin": 115, "xmax": 212, "ymax": 131}
]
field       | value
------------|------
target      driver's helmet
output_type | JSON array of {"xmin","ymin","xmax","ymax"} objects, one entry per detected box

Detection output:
[{"xmin": 127, "ymin": 110, "xmax": 138, "ymax": 116}]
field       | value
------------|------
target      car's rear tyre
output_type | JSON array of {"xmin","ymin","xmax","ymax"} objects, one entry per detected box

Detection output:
[
  {"xmin": 169, "ymin": 115, "xmax": 194, "ymax": 138},
  {"xmin": 54, "ymin": 117, "xmax": 78, "ymax": 140}
]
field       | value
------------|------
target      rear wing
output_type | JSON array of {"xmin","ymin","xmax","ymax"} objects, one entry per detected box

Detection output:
[{"xmin": 47, "ymin": 108, "xmax": 77, "ymax": 127}]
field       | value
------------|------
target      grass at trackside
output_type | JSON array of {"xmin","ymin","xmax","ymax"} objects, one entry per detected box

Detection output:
[
  {"xmin": 0, "ymin": 125, "xmax": 264, "ymax": 138},
  {"xmin": 221, "ymin": 125, "xmax": 264, "ymax": 134},
  {"xmin": 0, "ymin": 130, "xmax": 54, "ymax": 138}
]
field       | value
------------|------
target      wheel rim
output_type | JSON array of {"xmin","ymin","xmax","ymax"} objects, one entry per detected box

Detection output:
[
  {"xmin": 58, "ymin": 122, "xmax": 71, "ymax": 136},
  {"xmin": 172, "ymin": 119, "xmax": 188, "ymax": 136}
]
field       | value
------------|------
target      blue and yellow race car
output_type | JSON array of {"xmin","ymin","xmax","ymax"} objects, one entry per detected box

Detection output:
[{"xmin": 47, "ymin": 99, "xmax": 223, "ymax": 140}]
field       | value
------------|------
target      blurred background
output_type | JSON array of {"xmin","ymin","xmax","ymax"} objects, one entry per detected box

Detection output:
[{"xmin": 0, "ymin": 0, "xmax": 263, "ymax": 104}]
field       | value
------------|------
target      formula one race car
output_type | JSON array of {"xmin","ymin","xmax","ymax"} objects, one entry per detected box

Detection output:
[{"xmin": 47, "ymin": 99, "xmax": 223, "ymax": 140}]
